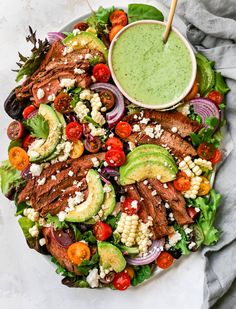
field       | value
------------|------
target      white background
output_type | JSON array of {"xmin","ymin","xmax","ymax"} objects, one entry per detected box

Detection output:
[{"xmin": 0, "ymin": 1, "xmax": 204, "ymax": 308}]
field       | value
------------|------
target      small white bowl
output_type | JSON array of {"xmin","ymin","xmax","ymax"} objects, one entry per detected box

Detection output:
[{"xmin": 108, "ymin": 20, "xmax": 197, "ymax": 110}]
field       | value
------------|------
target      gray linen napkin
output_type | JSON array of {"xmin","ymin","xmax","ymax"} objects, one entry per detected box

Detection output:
[{"xmin": 159, "ymin": 0, "xmax": 236, "ymax": 308}]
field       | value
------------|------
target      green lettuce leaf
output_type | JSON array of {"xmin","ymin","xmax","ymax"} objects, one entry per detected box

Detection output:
[
  {"xmin": 46, "ymin": 214, "xmax": 68, "ymax": 230},
  {"xmin": 131, "ymin": 265, "xmax": 152, "ymax": 286},
  {"xmin": 214, "ymin": 72, "xmax": 230, "ymax": 94},
  {"xmin": 128, "ymin": 4, "xmax": 164, "ymax": 23},
  {"xmin": 96, "ymin": 6, "xmax": 115, "ymax": 26},
  {"xmin": 18, "ymin": 217, "xmax": 34, "ymax": 239},
  {"xmin": 77, "ymin": 252, "xmax": 99, "ymax": 276},
  {"xmin": 24, "ymin": 114, "xmax": 49, "ymax": 139},
  {"xmin": 173, "ymin": 226, "xmax": 191, "ymax": 256}
]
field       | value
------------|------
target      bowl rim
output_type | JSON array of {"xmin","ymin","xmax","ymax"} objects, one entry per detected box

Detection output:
[{"xmin": 108, "ymin": 20, "xmax": 197, "ymax": 110}]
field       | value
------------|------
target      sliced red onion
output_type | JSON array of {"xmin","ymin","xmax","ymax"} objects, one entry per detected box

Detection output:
[
  {"xmin": 126, "ymin": 239, "xmax": 165, "ymax": 265},
  {"xmin": 90, "ymin": 83, "xmax": 125, "ymax": 128},
  {"xmin": 27, "ymin": 109, "xmax": 38, "ymax": 119},
  {"xmin": 100, "ymin": 167, "xmax": 119, "ymax": 179},
  {"xmin": 21, "ymin": 165, "xmax": 32, "ymax": 180},
  {"xmin": 48, "ymin": 32, "xmax": 66, "ymax": 44},
  {"xmin": 98, "ymin": 173, "xmax": 111, "ymax": 185},
  {"xmin": 51, "ymin": 228, "xmax": 74, "ymax": 248},
  {"xmin": 190, "ymin": 98, "xmax": 220, "ymax": 126},
  {"xmin": 82, "ymin": 123, "xmax": 91, "ymax": 138}
]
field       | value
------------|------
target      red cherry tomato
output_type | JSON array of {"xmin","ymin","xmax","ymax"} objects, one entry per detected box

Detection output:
[
  {"xmin": 22, "ymin": 134, "xmax": 35, "ymax": 150},
  {"xmin": 156, "ymin": 252, "xmax": 174, "ymax": 269},
  {"xmin": 7, "ymin": 121, "xmax": 24, "ymax": 140},
  {"xmin": 210, "ymin": 149, "xmax": 221, "ymax": 164},
  {"xmin": 105, "ymin": 149, "xmax": 126, "ymax": 167},
  {"xmin": 113, "ymin": 272, "xmax": 131, "ymax": 291},
  {"xmin": 197, "ymin": 143, "xmax": 216, "ymax": 160},
  {"xmin": 84, "ymin": 137, "xmax": 101, "ymax": 153},
  {"xmin": 207, "ymin": 91, "xmax": 223, "ymax": 105},
  {"xmin": 187, "ymin": 207, "xmax": 200, "ymax": 220},
  {"xmin": 73, "ymin": 22, "xmax": 89, "ymax": 31},
  {"xmin": 109, "ymin": 10, "xmax": 128, "ymax": 27},
  {"xmin": 66, "ymin": 122, "xmax": 83, "ymax": 141},
  {"xmin": 105, "ymin": 137, "xmax": 123, "ymax": 150},
  {"xmin": 92, "ymin": 64, "xmax": 111, "ymax": 83},
  {"xmin": 173, "ymin": 173, "xmax": 191, "ymax": 191},
  {"xmin": 54, "ymin": 93, "xmax": 73, "ymax": 114},
  {"xmin": 93, "ymin": 221, "xmax": 112, "ymax": 241},
  {"xmin": 115, "ymin": 121, "xmax": 132, "ymax": 139},
  {"xmin": 122, "ymin": 197, "xmax": 140, "ymax": 215},
  {"xmin": 22, "ymin": 105, "xmax": 36, "ymax": 119}
]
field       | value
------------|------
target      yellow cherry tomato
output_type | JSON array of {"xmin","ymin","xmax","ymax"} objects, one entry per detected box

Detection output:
[
  {"xmin": 198, "ymin": 176, "xmax": 211, "ymax": 196},
  {"xmin": 124, "ymin": 265, "xmax": 135, "ymax": 280},
  {"xmin": 67, "ymin": 242, "xmax": 91, "ymax": 265},
  {"xmin": 70, "ymin": 140, "xmax": 84, "ymax": 159}
]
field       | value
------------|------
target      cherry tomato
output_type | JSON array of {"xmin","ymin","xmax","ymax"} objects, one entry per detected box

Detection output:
[
  {"xmin": 54, "ymin": 93, "xmax": 73, "ymax": 114},
  {"xmin": 22, "ymin": 134, "xmax": 35, "ymax": 150},
  {"xmin": 66, "ymin": 122, "xmax": 83, "ymax": 141},
  {"xmin": 73, "ymin": 22, "xmax": 89, "ymax": 31},
  {"xmin": 173, "ymin": 173, "xmax": 191, "ymax": 191},
  {"xmin": 113, "ymin": 272, "xmax": 131, "ymax": 291},
  {"xmin": 124, "ymin": 265, "xmax": 135, "ymax": 280},
  {"xmin": 109, "ymin": 10, "xmax": 128, "ymax": 27},
  {"xmin": 184, "ymin": 80, "xmax": 199, "ymax": 101},
  {"xmin": 115, "ymin": 121, "xmax": 132, "ymax": 139},
  {"xmin": 70, "ymin": 140, "xmax": 84, "ymax": 159},
  {"xmin": 22, "ymin": 105, "xmax": 36, "ymax": 119},
  {"xmin": 187, "ymin": 207, "xmax": 200, "ymax": 220},
  {"xmin": 67, "ymin": 242, "xmax": 91, "ymax": 265},
  {"xmin": 109, "ymin": 25, "xmax": 124, "ymax": 42},
  {"xmin": 105, "ymin": 149, "xmax": 126, "ymax": 167},
  {"xmin": 99, "ymin": 90, "xmax": 115, "ymax": 110},
  {"xmin": 122, "ymin": 197, "xmax": 140, "ymax": 215},
  {"xmin": 93, "ymin": 64, "xmax": 111, "ymax": 83},
  {"xmin": 9, "ymin": 147, "xmax": 29, "ymax": 171},
  {"xmin": 7, "ymin": 121, "xmax": 24, "ymax": 140},
  {"xmin": 93, "ymin": 221, "xmax": 112, "ymax": 241},
  {"xmin": 198, "ymin": 176, "xmax": 211, "ymax": 196},
  {"xmin": 84, "ymin": 137, "xmax": 101, "ymax": 153},
  {"xmin": 105, "ymin": 137, "xmax": 123, "ymax": 150},
  {"xmin": 197, "ymin": 143, "xmax": 216, "ymax": 160},
  {"xmin": 211, "ymin": 149, "xmax": 221, "ymax": 164},
  {"xmin": 156, "ymin": 252, "xmax": 174, "ymax": 269},
  {"xmin": 207, "ymin": 91, "xmax": 223, "ymax": 105}
]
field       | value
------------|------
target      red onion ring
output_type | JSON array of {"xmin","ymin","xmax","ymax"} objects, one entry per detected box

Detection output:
[
  {"xmin": 27, "ymin": 109, "xmax": 38, "ymax": 119},
  {"xmin": 190, "ymin": 98, "xmax": 220, "ymax": 126},
  {"xmin": 48, "ymin": 32, "xmax": 66, "ymax": 44}
]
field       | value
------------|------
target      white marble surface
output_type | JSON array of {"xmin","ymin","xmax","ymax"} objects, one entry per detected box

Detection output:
[{"xmin": 0, "ymin": 1, "xmax": 204, "ymax": 308}]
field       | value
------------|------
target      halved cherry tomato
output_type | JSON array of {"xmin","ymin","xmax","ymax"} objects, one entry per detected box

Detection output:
[
  {"xmin": 7, "ymin": 121, "xmax": 24, "ymax": 140},
  {"xmin": 115, "ymin": 121, "xmax": 132, "ymax": 139},
  {"xmin": 73, "ymin": 22, "xmax": 89, "ymax": 31},
  {"xmin": 122, "ymin": 197, "xmax": 140, "ymax": 215},
  {"xmin": 105, "ymin": 149, "xmax": 126, "ymax": 167},
  {"xmin": 113, "ymin": 272, "xmax": 131, "ymax": 291},
  {"xmin": 173, "ymin": 172, "xmax": 191, "ymax": 191},
  {"xmin": 93, "ymin": 221, "xmax": 112, "ymax": 241},
  {"xmin": 197, "ymin": 143, "xmax": 216, "ymax": 160},
  {"xmin": 67, "ymin": 242, "xmax": 91, "ymax": 265},
  {"xmin": 109, "ymin": 10, "xmax": 128, "ymax": 27},
  {"xmin": 93, "ymin": 64, "xmax": 111, "ymax": 83},
  {"xmin": 187, "ymin": 207, "xmax": 200, "ymax": 220},
  {"xmin": 99, "ymin": 90, "xmax": 115, "ymax": 110},
  {"xmin": 22, "ymin": 105, "xmax": 36, "ymax": 119},
  {"xmin": 211, "ymin": 149, "xmax": 221, "ymax": 164},
  {"xmin": 198, "ymin": 176, "xmax": 211, "ymax": 196},
  {"xmin": 70, "ymin": 140, "xmax": 84, "ymax": 159},
  {"xmin": 66, "ymin": 122, "xmax": 83, "ymax": 141},
  {"xmin": 124, "ymin": 265, "xmax": 135, "ymax": 280},
  {"xmin": 22, "ymin": 134, "xmax": 35, "ymax": 150},
  {"xmin": 109, "ymin": 25, "xmax": 124, "ymax": 42},
  {"xmin": 9, "ymin": 147, "xmax": 29, "ymax": 171},
  {"xmin": 184, "ymin": 80, "xmax": 199, "ymax": 101},
  {"xmin": 105, "ymin": 137, "xmax": 123, "ymax": 150},
  {"xmin": 207, "ymin": 91, "xmax": 223, "ymax": 105},
  {"xmin": 156, "ymin": 251, "xmax": 174, "ymax": 269},
  {"xmin": 54, "ymin": 93, "xmax": 73, "ymax": 114},
  {"xmin": 84, "ymin": 137, "xmax": 101, "ymax": 153}
]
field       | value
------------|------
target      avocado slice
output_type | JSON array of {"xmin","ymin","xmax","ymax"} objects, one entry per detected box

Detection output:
[
  {"xmin": 98, "ymin": 242, "xmax": 126, "ymax": 273},
  {"xmin": 63, "ymin": 32, "xmax": 108, "ymax": 62},
  {"xmin": 196, "ymin": 53, "xmax": 215, "ymax": 95},
  {"xmin": 66, "ymin": 169, "xmax": 104, "ymax": 222},
  {"xmin": 30, "ymin": 104, "xmax": 62, "ymax": 163},
  {"xmin": 116, "ymin": 244, "xmax": 139, "ymax": 255}
]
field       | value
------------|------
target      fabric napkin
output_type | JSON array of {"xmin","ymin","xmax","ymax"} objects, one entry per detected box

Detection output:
[{"xmin": 158, "ymin": 0, "xmax": 236, "ymax": 308}]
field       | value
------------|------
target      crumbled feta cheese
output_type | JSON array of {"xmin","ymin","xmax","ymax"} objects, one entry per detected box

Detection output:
[
  {"xmin": 67, "ymin": 191, "xmax": 85, "ymax": 210},
  {"xmin": 143, "ymin": 180, "xmax": 148, "ymax": 185},
  {"xmin": 51, "ymin": 175, "xmax": 57, "ymax": 181},
  {"xmin": 85, "ymin": 53, "xmax": 93, "ymax": 60},
  {"xmin": 91, "ymin": 157, "xmax": 100, "ymax": 168},
  {"xmin": 30, "ymin": 164, "xmax": 43, "ymax": 177},
  {"xmin": 168, "ymin": 231, "xmax": 182, "ymax": 246},
  {"xmin": 72, "ymin": 28, "xmax": 81, "ymax": 36},
  {"xmin": 140, "ymin": 118, "xmax": 150, "ymax": 124},
  {"xmin": 37, "ymin": 177, "xmax": 46, "ymax": 186},
  {"xmin": 48, "ymin": 94, "xmax": 56, "ymax": 101},
  {"xmin": 74, "ymin": 68, "xmax": 85, "ymax": 75},
  {"xmin": 58, "ymin": 211, "xmax": 67, "ymax": 222},
  {"xmin": 68, "ymin": 170, "xmax": 74, "ymax": 177},
  {"xmin": 133, "ymin": 124, "xmax": 141, "ymax": 132},
  {"xmin": 128, "ymin": 141, "xmax": 136, "ymax": 151},
  {"xmin": 62, "ymin": 46, "xmax": 73, "ymax": 56},
  {"xmin": 39, "ymin": 238, "xmax": 46, "ymax": 246},
  {"xmin": 177, "ymin": 103, "xmax": 190, "ymax": 115},
  {"xmin": 171, "ymin": 127, "xmax": 178, "ymax": 133},
  {"xmin": 131, "ymin": 200, "xmax": 138, "ymax": 209},
  {"xmin": 29, "ymin": 224, "xmax": 39, "ymax": 238},
  {"xmin": 86, "ymin": 268, "xmax": 99, "ymax": 288},
  {"xmin": 151, "ymin": 190, "xmax": 157, "ymax": 196},
  {"xmin": 37, "ymin": 88, "xmax": 45, "ymax": 100},
  {"xmin": 103, "ymin": 184, "xmax": 112, "ymax": 193},
  {"xmin": 60, "ymin": 78, "xmax": 76, "ymax": 88},
  {"xmin": 144, "ymin": 126, "xmax": 154, "ymax": 138},
  {"xmin": 188, "ymin": 241, "xmax": 196, "ymax": 250},
  {"xmin": 163, "ymin": 183, "xmax": 168, "ymax": 189},
  {"xmin": 27, "ymin": 139, "xmax": 45, "ymax": 158}
]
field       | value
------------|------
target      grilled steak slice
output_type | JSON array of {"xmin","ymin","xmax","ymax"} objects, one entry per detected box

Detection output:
[
  {"xmin": 123, "ymin": 110, "xmax": 202, "ymax": 138},
  {"xmin": 136, "ymin": 182, "xmax": 173, "ymax": 239},
  {"xmin": 148, "ymin": 179, "xmax": 193, "ymax": 225},
  {"xmin": 42, "ymin": 227, "xmax": 80, "ymax": 275}
]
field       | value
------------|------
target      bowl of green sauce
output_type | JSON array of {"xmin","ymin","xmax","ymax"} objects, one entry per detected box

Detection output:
[{"xmin": 108, "ymin": 20, "xmax": 197, "ymax": 110}]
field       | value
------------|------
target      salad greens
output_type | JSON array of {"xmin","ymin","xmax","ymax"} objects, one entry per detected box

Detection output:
[
  {"xmin": 46, "ymin": 214, "xmax": 68, "ymax": 230},
  {"xmin": 77, "ymin": 252, "xmax": 99, "ymax": 275},
  {"xmin": 173, "ymin": 226, "xmax": 191, "ymax": 256},
  {"xmin": 24, "ymin": 114, "xmax": 49, "ymax": 139},
  {"xmin": 214, "ymin": 72, "xmax": 230, "ymax": 95},
  {"xmin": 128, "ymin": 4, "xmax": 164, "ymax": 23},
  {"xmin": 131, "ymin": 265, "xmax": 152, "ymax": 286},
  {"xmin": 18, "ymin": 216, "xmax": 34, "ymax": 239}
]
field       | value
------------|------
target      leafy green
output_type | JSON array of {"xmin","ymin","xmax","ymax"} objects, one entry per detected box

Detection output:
[
  {"xmin": 70, "ymin": 223, "xmax": 83, "ymax": 242},
  {"xmin": 15, "ymin": 201, "xmax": 28, "ymax": 216},
  {"xmin": 68, "ymin": 87, "xmax": 82, "ymax": 108},
  {"xmin": 112, "ymin": 231, "xmax": 121, "ymax": 244},
  {"xmin": 51, "ymin": 257, "xmax": 76, "ymax": 278},
  {"xmin": 18, "ymin": 216, "xmax": 34, "ymax": 239},
  {"xmin": 192, "ymin": 224, "xmax": 204, "ymax": 248},
  {"xmin": 24, "ymin": 114, "xmax": 49, "ymax": 139},
  {"xmin": 105, "ymin": 214, "xmax": 121, "ymax": 230},
  {"xmin": 214, "ymin": 72, "xmax": 230, "ymax": 94},
  {"xmin": 0, "ymin": 160, "xmax": 25, "ymax": 196},
  {"xmin": 173, "ymin": 226, "xmax": 191, "ymax": 256},
  {"xmin": 69, "ymin": 224, "xmax": 97, "ymax": 244},
  {"xmin": 194, "ymin": 190, "xmax": 221, "ymax": 246},
  {"xmin": 128, "ymin": 4, "xmax": 164, "ymax": 23},
  {"xmin": 77, "ymin": 252, "xmax": 99, "ymax": 276},
  {"xmin": 8, "ymin": 140, "xmax": 22, "ymax": 152},
  {"xmin": 96, "ymin": 6, "xmax": 115, "ymax": 26},
  {"xmin": 131, "ymin": 265, "xmax": 152, "ymax": 286},
  {"xmin": 83, "ymin": 231, "xmax": 97, "ymax": 244},
  {"xmin": 83, "ymin": 115, "xmax": 101, "ymax": 128},
  {"xmin": 89, "ymin": 56, "xmax": 101, "ymax": 66},
  {"xmin": 46, "ymin": 214, "xmax": 68, "ymax": 230}
]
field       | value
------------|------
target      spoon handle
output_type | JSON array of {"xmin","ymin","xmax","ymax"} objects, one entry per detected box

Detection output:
[{"xmin": 163, "ymin": 0, "xmax": 178, "ymax": 43}]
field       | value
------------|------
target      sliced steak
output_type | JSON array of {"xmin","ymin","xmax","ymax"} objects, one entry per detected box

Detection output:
[
  {"xmin": 148, "ymin": 179, "xmax": 193, "ymax": 225},
  {"xmin": 42, "ymin": 227, "xmax": 80, "ymax": 275}
]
